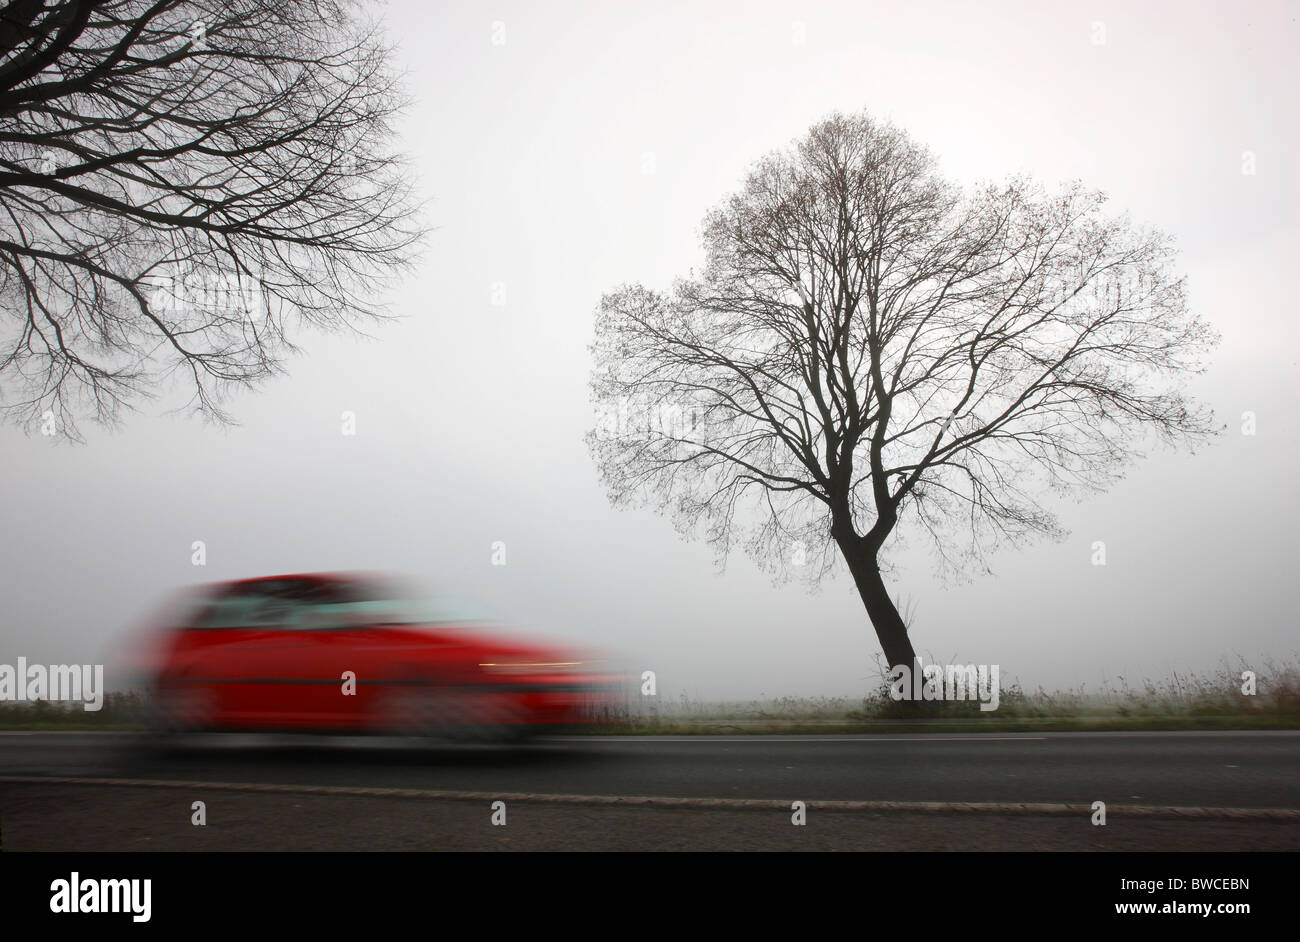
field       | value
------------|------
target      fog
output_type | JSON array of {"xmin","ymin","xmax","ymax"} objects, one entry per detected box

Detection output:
[{"xmin": 1, "ymin": 0, "xmax": 1296, "ymax": 700}]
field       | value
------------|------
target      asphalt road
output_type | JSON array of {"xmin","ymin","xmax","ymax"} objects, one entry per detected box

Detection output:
[{"xmin": 2, "ymin": 730, "xmax": 1298, "ymax": 809}]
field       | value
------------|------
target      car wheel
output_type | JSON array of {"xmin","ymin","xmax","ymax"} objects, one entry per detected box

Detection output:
[
  {"xmin": 140, "ymin": 684, "xmax": 213, "ymax": 753},
  {"xmin": 380, "ymin": 683, "xmax": 522, "ymax": 743}
]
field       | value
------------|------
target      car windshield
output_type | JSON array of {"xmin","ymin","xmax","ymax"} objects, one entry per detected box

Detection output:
[{"xmin": 333, "ymin": 578, "xmax": 498, "ymax": 626}]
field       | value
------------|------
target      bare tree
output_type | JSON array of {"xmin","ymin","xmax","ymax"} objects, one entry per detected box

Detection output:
[
  {"xmin": 588, "ymin": 112, "xmax": 1219, "ymax": 670},
  {"xmin": 0, "ymin": 0, "xmax": 423, "ymax": 437}
]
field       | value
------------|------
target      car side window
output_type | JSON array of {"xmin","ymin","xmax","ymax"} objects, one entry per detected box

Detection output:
[
  {"xmin": 191, "ymin": 592, "xmax": 294, "ymax": 628},
  {"xmin": 191, "ymin": 579, "xmax": 334, "ymax": 629}
]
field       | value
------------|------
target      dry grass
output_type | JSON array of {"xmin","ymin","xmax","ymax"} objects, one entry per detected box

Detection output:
[
  {"xmin": 582, "ymin": 656, "xmax": 1300, "ymax": 731},
  {"xmin": 3, "ymin": 657, "xmax": 1297, "ymax": 732}
]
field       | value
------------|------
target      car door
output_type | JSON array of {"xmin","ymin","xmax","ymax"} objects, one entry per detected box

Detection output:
[{"xmin": 190, "ymin": 579, "xmax": 340, "ymax": 728}]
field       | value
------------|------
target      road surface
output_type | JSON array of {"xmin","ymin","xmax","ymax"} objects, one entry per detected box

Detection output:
[{"xmin": 2, "ymin": 730, "xmax": 1297, "ymax": 849}]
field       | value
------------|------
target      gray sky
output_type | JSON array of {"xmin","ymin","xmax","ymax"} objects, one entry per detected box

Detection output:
[{"xmin": 2, "ymin": 0, "xmax": 1297, "ymax": 700}]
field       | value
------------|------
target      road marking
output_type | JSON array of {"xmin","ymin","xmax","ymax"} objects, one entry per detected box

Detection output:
[
  {"xmin": 552, "ymin": 735, "xmax": 1051, "ymax": 743},
  {"xmin": 1, "ymin": 776, "xmax": 1296, "ymax": 820}
]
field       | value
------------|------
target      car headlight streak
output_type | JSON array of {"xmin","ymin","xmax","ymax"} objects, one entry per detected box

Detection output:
[{"xmin": 478, "ymin": 661, "xmax": 584, "ymax": 674}]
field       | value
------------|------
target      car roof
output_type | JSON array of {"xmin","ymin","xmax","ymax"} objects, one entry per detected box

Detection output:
[
  {"xmin": 226, "ymin": 572, "xmax": 352, "ymax": 585},
  {"xmin": 193, "ymin": 572, "xmax": 371, "ymax": 596}
]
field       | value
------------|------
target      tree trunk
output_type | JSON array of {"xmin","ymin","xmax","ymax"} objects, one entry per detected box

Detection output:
[{"xmin": 842, "ymin": 546, "xmax": 917, "ymax": 671}]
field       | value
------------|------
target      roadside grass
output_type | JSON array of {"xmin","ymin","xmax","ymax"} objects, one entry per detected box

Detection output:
[
  {"xmin": 3, "ymin": 657, "xmax": 1297, "ymax": 734},
  {"xmin": 581, "ymin": 656, "xmax": 1300, "ymax": 734},
  {"xmin": 0, "ymin": 686, "xmax": 146, "ymax": 732},
  {"xmin": 0, "ymin": 690, "xmax": 146, "ymax": 730}
]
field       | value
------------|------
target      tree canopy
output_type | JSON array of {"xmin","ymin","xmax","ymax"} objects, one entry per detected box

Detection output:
[
  {"xmin": 0, "ymin": 0, "xmax": 422, "ymax": 436},
  {"xmin": 588, "ymin": 112, "xmax": 1219, "ymax": 667}
]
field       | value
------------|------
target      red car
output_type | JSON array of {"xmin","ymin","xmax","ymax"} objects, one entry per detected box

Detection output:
[{"xmin": 126, "ymin": 572, "xmax": 618, "ymax": 742}]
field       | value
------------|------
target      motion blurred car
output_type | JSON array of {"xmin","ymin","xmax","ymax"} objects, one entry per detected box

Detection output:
[{"xmin": 125, "ymin": 572, "xmax": 618, "ymax": 743}]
